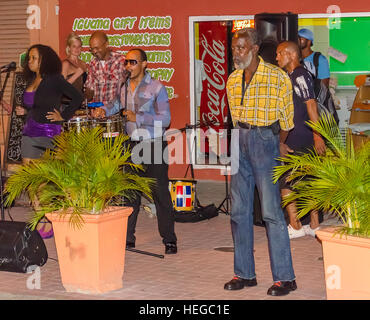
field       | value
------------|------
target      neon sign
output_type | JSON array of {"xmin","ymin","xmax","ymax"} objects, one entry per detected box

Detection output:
[{"xmin": 232, "ymin": 19, "xmax": 255, "ymax": 32}]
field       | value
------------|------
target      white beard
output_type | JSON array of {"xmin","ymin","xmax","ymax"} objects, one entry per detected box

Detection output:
[{"xmin": 234, "ymin": 51, "xmax": 253, "ymax": 70}]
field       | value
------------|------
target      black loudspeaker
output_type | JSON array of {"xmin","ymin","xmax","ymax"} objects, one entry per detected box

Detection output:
[
  {"xmin": 0, "ymin": 221, "xmax": 48, "ymax": 273},
  {"xmin": 255, "ymin": 12, "xmax": 298, "ymax": 65}
]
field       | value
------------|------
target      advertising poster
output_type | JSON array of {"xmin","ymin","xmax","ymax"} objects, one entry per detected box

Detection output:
[{"xmin": 195, "ymin": 21, "xmax": 229, "ymax": 162}]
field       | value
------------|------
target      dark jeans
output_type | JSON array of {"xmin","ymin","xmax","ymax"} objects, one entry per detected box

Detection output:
[
  {"xmin": 125, "ymin": 140, "xmax": 177, "ymax": 245},
  {"xmin": 230, "ymin": 125, "xmax": 295, "ymax": 282}
]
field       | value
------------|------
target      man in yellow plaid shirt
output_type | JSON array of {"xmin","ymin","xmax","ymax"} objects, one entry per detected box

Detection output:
[{"xmin": 223, "ymin": 28, "xmax": 297, "ymax": 297}]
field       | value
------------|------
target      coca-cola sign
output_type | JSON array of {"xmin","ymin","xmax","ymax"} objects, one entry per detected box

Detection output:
[{"xmin": 198, "ymin": 21, "xmax": 229, "ymax": 155}]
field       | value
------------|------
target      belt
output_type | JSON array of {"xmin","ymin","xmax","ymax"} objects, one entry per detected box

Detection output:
[
  {"xmin": 237, "ymin": 121, "xmax": 280, "ymax": 135},
  {"xmin": 237, "ymin": 121, "xmax": 272, "ymax": 130}
]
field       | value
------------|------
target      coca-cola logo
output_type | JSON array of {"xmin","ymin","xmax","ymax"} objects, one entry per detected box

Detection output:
[{"xmin": 200, "ymin": 33, "xmax": 228, "ymax": 129}]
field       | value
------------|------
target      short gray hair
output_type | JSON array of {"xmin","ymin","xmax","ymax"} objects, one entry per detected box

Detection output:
[{"xmin": 234, "ymin": 28, "xmax": 261, "ymax": 47}]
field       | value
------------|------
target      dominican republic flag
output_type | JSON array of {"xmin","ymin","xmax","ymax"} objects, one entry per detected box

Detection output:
[{"xmin": 176, "ymin": 185, "xmax": 192, "ymax": 208}]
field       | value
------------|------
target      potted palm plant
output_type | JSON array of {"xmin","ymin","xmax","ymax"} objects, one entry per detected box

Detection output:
[
  {"xmin": 273, "ymin": 114, "xmax": 370, "ymax": 299},
  {"xmin": 4, "ymin": 126, "xmax": 153, "ymax": 294}
]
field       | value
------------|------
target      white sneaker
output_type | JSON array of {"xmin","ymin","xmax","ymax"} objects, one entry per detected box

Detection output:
[
  {"xmin": 287, "ymin": 224, "xmax": 306, "ymax": 239},
  {"xmin": 303, "ymin": 225, "xmax": 320, "ymax": 237}
]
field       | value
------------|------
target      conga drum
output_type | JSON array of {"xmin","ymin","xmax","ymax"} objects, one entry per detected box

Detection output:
[
  {"xmin": 95, "ymin": 115, "xmax": 124, "ymax": 138},
  {"xmin": 62, "ymin": 116, "xmax": 95, "ymax": 133},
  {"xmin": 168, "ymin": 178, "xmax": 197, "ymax": 212}
]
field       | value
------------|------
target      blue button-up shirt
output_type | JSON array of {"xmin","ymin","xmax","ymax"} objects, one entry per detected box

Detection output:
[{"xmin": 103, "ymin": 72, "xmax": 171, "ymax": 141}]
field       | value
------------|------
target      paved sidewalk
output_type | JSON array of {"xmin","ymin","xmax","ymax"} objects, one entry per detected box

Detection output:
[{"xmin": 0, "ymin": 181, "xmax": 340, "ymax": 301}]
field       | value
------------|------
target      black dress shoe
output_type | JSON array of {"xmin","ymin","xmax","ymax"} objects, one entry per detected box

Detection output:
[
  {"xmin": 267, "ymin": 280, "xmax": 297, "ymax": 296},
  {"xmin": 224, "ymin": 276, "xmax": 257, "ymax": 290},
  {"xmin": 126, "ymin": 242, "xmax": 135, "ymax": 249},
  {"xmin": 165, "ymin": 242, "xmax": 177, "ymax": 254}
]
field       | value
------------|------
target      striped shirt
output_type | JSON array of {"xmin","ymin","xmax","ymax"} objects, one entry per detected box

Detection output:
[
  {"xmin": 85, "ymin": 51, "xmax": 125, "ymax": 106},
  {"xmin": 226, "ymin": 57, "xmax": 294, "ymax": 131}
]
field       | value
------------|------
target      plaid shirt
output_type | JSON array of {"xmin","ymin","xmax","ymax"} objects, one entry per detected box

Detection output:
[
  {"xmin": 85, "ymin": 51, "xmax": 125, "ymax": 105},
  {"xmin": 226, "ymin": 57, "xmax": 294, "ymax": 131}
]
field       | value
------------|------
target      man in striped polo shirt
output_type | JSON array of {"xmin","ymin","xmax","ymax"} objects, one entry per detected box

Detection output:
[{"xmin": 223, "ymin": 28, "xmax": 297, "ymax": 296}]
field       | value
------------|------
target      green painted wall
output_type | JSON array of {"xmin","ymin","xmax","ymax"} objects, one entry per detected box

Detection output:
[{"xmin": 329, "ymin": 17, "xmax": 370, "ymax": 86}]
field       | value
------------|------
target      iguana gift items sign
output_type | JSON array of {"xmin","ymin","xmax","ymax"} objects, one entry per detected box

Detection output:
[{"xmin": 72, "ymin": 15, "xmax": 175, "ymax": 99}]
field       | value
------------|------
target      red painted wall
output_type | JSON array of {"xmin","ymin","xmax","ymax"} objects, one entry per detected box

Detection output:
[{"xmin": 58, "ymin": 0, "xmax": 370, "ymax": 180}]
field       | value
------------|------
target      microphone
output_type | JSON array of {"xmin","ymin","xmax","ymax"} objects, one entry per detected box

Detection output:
[{"xmin": 0, "ymin": 62, "xmax": 16, "ymax": 72}]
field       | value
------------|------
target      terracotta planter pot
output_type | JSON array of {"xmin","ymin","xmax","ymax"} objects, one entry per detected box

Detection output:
[
  {"xmin": 316, "ymin": 227, "xmax": 370, "ymax": 300},
  {"xmin": 46, "ymin": 206, "xmax": 132, "ymax": 294}
]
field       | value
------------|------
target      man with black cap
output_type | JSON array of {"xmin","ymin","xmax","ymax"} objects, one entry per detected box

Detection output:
[{"xmin": 298, "ymin": 28, "xmax": 330, "ymax": 88}]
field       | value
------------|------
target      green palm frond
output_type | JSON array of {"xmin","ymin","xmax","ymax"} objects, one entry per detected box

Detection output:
[
  {"xmin": 274, "ymin": 114, "xmax": 370, "ymax": 237},
  {"xmin": 4, "ymin": 127, "xmax": 154, "ymax": 230}
]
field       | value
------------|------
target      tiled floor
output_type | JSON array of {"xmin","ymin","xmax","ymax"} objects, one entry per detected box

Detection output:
[{"xmin": 0, "ymin": 181, "xmax": 340, "ymax": 300}]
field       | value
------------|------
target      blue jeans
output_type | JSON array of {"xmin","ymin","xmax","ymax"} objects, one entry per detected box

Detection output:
[{"xmin": 230, "ymin": 126, "xmax": 295, "ymax": 282}]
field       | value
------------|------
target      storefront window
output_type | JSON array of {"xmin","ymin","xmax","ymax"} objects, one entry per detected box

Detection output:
[{"xmin": 190, "ymin": 13, "xmax": 370, "ymax": 168}]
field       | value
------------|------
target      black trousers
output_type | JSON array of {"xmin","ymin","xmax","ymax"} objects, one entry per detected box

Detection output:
[{"xmin": 125, "ymin": 140, "xmax": 177, "ymax": 245}]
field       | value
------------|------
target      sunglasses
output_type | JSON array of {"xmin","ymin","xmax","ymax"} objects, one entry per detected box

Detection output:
[{"xmin": 124, "ymin": 59, "xmax": 141, "ymax": 66}]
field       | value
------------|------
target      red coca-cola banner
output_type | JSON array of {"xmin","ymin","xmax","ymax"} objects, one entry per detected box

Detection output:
[{"xmin": 198, "ymin": 21, "xmax": 229, "ymax": 156}]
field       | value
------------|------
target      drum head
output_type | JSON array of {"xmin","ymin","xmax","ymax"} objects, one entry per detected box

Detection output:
[
  {"xmin": 169, "ymin": 178, "xmax": 197, "ymax": 183},
  {"xmin": 74, "ymin": 109, "xmax": 88, "ymax": 116},
  {"xmin": 63, "ymin": 117, "xmax": 94, "ymax": 132}
]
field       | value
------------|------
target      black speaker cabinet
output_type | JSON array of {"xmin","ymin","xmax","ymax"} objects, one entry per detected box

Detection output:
[
  {"xmin": 0, "ymin": 221, "xmax": 48, "ymax": 273},
  {"xmin": 255, "ymin": 12, "xmax": 298, "ymax": 65}
]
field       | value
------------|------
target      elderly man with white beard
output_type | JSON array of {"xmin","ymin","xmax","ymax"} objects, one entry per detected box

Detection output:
[{"xmin": 223, "ymin": 28, "xmax": 297, "ymax": 296}]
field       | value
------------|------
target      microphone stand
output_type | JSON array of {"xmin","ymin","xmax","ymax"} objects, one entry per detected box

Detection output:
[
  {"xmin": 120, "ymin": 69, "xmax": 131, "ymax": 125},
  {"xmin": 122, "ymin": 74, "xmax": 128, "ymax": 125},
  {"xmin": 183, "ymin": 122, "xmax": 202, "ymax": 208},
  {"xmin": 217, "ymin": 119, "xmax": 232, "ymax": 215},
  {"xmin": 0, "ymin": 69, "xmax": 12, "ymax": 221},
  {"xmin": 176, "ymin": 119, "xmax": 219, "ymax": 209},
  {"xmin": 217, "ymin": 165, "xmax": 231, "ymax": 215},
  {"xmin": 182, "ymin": 120, "xmax": 232, "ymax": 215}
]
